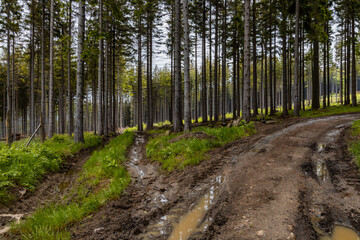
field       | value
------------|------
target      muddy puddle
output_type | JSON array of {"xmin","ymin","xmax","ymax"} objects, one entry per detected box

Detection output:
[
  {"xmin": 126, "ymin": 135, "xmax": 146, "ymax": 181},
  {"xmin": 139, "ymin": 175, "xmax": 224, "ymax": 240},
  {"xmin": 319, "ymin": 225, "xmax": 360, "ymax": 240},
  {"xmin": 315, "ymin": 160, "xmax": 329, "ymax": 182}
]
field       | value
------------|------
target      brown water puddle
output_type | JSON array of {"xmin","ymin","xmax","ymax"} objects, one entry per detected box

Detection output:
[
  {"xmin": 168, "ymin": 175, "xmax": 224, "ymax": 240},
  {"xmin": 138, "ymin": 175, "xmax": 224, "ymax": 240},
  {"xmin": 319, "ymin": 226, "xmax": 360, "ymax": 240}
]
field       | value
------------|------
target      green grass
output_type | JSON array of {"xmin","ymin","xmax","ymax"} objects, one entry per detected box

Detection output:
[
  {"xmin": 10, "ymin": 131, "xmax": 134, "ymax": 239},
  {"xmin": 0, "ymin": 133, "xmax": 102, "ymax": 205},
  {"xmin": 297, "ymin": 104, "xmax": 360, "ymax": 118},
  {"xmin": 146, "ymin": 122, "xmax": 255, "ymax": 172},
  {"xmin": 349, "ymin": 120, "xmax": 360, "ymax": 169}
]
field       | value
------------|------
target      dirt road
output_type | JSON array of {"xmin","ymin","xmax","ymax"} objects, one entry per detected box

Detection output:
[{"xmin": 69, "ymin": 114, "xmax": 360, "ymax": 240}]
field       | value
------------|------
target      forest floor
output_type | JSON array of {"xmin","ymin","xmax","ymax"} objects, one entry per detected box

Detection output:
[{"xmin": 2, "ymin": 113, "xmax": 360, "ymax": 239}]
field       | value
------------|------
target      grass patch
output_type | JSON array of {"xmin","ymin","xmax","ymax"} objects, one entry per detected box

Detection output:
[
  {"xmin": 10, "ymin": 131, "xmax": 134, "ymax": 239},
  {"xmin": 0, "ymin": 133, "xmax": 102, "ymax": 205},
  {"xmin": 349, "ymin": 120, "xmax": 360, "ymax": 169},
  {"xmin": 298, "ymin": 104, "xmax": 360, "ymax": 118},
  {"xmin": 146, "ymin": 123, "xmax": 255, "ymax": 172}
]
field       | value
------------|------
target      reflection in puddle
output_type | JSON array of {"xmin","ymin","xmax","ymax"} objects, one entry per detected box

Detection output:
[
  {"xmin": 0, "ymin": 213, "xmax": 24, "ymax": 235},
  {"xmin": 168, "ymin": 175, "xmax": 224, "ymax": 240},
  {"xmin": 138, "ymin": 176, "xmax": 224, "ymax": 240},
  {"xmin": 319, "ymin": 225, "xmax": 360, "ymax": 240},
  {"xmin": 316, "ymin": 161, "xmax": 329, "ymax": 182}
]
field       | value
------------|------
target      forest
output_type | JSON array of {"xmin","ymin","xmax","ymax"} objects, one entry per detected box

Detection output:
[
  {"xmin": 1, "ymin": 0, "xmax": 360, "ymax": 239},
  {"xmin": 0, "ymin": 0, "xmax": 358, "ymax": 143}
]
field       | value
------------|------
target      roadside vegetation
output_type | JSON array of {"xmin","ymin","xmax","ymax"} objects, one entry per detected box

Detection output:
[
  {"xmin": 10, "ymin": 131, "xmax": 134, "ymax": 239},
  {"xmin": 349, "ymin": 120, "xmax": 360, "ymax": 168},
  {"xmin": 146, "ymin": 122, "xmax": 256, "ymax": 172},
  {"xmin": 0, "ymin": 133, "xmax": 102, "ymax": 205}
]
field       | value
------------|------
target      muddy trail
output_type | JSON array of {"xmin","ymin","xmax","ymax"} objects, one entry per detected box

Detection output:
[
  {"xmin": 69, "ymin": 114, "xmax": 360, "ymax": 240},
  {"xmin": 0, "ymin": 137, "xmax": 110, "ymax": 235}
]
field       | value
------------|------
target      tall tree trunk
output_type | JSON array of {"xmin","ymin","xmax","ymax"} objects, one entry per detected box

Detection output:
[
  {"xmin": 351, "ymin": 13, "xmax": 357, "ymax": 106},
  {"xmin": 98, "ymin": 0, "xmax": 104, "ymax": 134},
  {"xmin": 252, "ymin": 0, "xmax": 257, "ymax": 117},
  {"xmin": 201, "ymin": 0, "xmax": 207, "ymax": 122},
  {"xmin": 214, "ymin": 2, "xmax": 219, "ymax": 121},
  {"xmin": 326, "ymin": 22, "xmax": 330, "ymax": 106},
  {"xmin": 48, "ymin": 0, "xmax": 55, "ymax": 137},
  {"xmin": 269, "ymin": 3, "xmax": 274, "ymax": 115},
  {"xmin": 293, "ymin": 0, "xmax": 300, "ymax": 116},
  {"xmin": 68, "ymin": 0, "xmax": 73, "ymax": 135},
  {"xmin": 29, "ymin": 0, "xmax": 35, "ymax": 135},
  {"xmin": 195, "ymin": 32, "xmax": 198, "ymax": 123},
  {"xmin": 173, "ymin": 0, "xmax": 182, "ymax": 132},
  {"xmin": 346, "ymin": 20, "xmax": 350, "ymax": 105},
  {"xmin": 265, "ymin": 39, "xmax": 268, "ymax": 115},
  {"xmin": 281, "ymin": 10, "xmax": 288, "ymax": 116},
  {"xmin": 6, "ymin": 19, "xmax": 12, "ymax": 145},
  {"xmin": 104, "ymin": 22, "xmax": 109, "ymax": 134},
  {"xmin": 74, "ymin": 0, "xmax": 85, "ymax": 143},
  {"xmin": 312, "ymin": 39, "xmax": 320, "ymax": 109},
  {"xmin": 41, "ymin": 0, "xmax": 46, "ymax": 142},
  {"xmin": 323, "ymin": 39, "xmax": 326, "ymax": 108},
  {"xmin": 59, "ymin": 37, "xmax": 65, "ymax": 134},
  {"xmin": 92, "ymin": 62, "xmax": 97, "ymax": 133},
  {"xmin": 243, "ymin": 0, "xmax": 251, "ymax": 122},
  {"xmin": 137, "ymin": 18, "xmax": 143, "ymax": 132},
  {"xmin": 340, "ymin": 24, "xmax": 343, "ymax": 105},
  {"xmin": 183, "ymin": 0, "xmax": 191, "ymax": 131},
  {"xmin": 209, "ymin": 2, "xmax": 213, "ymax": 122},
  {"xmin": 222, "ymin": 0, "xmax": 227, "ymax": 124}
]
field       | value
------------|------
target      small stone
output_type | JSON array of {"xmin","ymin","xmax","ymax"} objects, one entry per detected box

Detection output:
[
  {"xmin": 256, "ymin": 230, "xmax": 264, "ymax": 236},
  {"xmin": 287, "ymin": 232, "xmax": 295, "ymax": 239},
  {"xmin": 94, "ymin": 227, "xmax": 104, "ymax": 233},
  {"xmin": 287, "ymin": 225, "xmax": 294, "ymax": 231}
]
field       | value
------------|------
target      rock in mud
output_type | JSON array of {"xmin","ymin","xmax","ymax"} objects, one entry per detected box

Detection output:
[{"xmin": 256, "ymin": 230, "xmax": 265, "ymax": 236}]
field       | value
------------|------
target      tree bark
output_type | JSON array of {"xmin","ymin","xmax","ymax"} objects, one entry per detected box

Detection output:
[
  {"xmin": 173, "ymin": 0, "xmax": 182, "ymax": 132},
  {"xmin": 48, "ymin": 0, "xmax": 55, "ymax": 137},
  {"xmin": 252, "ymin": 0, "xmax": 257, "ymax": 117},
  {"xmin": 243, "ymin": 0, "xmax": 251, "ymax": 122},
  {"xmin": 183, "ymin": 0, "xmax": 191, "ymax": 131},
  {"xmin": 74, "ymin": 0, "xmax": 85, "ymax": 143},
  {"xmin": 222, "ymin": 0, "xmax": 227, "ymax": 124},
  {"xmin": 293, "ymin": 0, "xmax": 300, "ymax": 116},
  {"xmin": 41, "ymin": 0, "xmax": 46, "ymax": 142},
  {"xmin": 312, "ymin": 39, "xmax": 320, "ymax": 109},
  {"xmin": 214, "ymin": 1, "xmax": 219, "ymax": 122},
  {"xmin": 351, "ymin": 13, "xmax": 357, "ymax": 106},
  {"xmin": 137, "ymin": 17, "xmax": 143, "ymax": 132},
  {"xmin": 68, "ymin": 0, "xmax": 74, "ymax": 135},
  {"xmin": 98, "ymin": 0, "xmax": 104, "ymax": 134},
  {"xmin": 201, "ymin": 0, "xmax": 207, "ymax": 122}
]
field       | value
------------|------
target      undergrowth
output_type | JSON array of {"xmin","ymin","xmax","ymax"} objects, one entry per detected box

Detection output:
[
  {"xmin": 349, "ymin": 120, "xmax": 360, "ymax": 168},
  {"xmin": 10, "ymin": 131, "xmax": 134, "ymax": 239},
  {"xmin": 0, "ymin": 133, "xmax": 101, "ymax": 205},
  {"xmin": 146, "ymin": 122, "xmax": 255, "ymax": 172}
]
